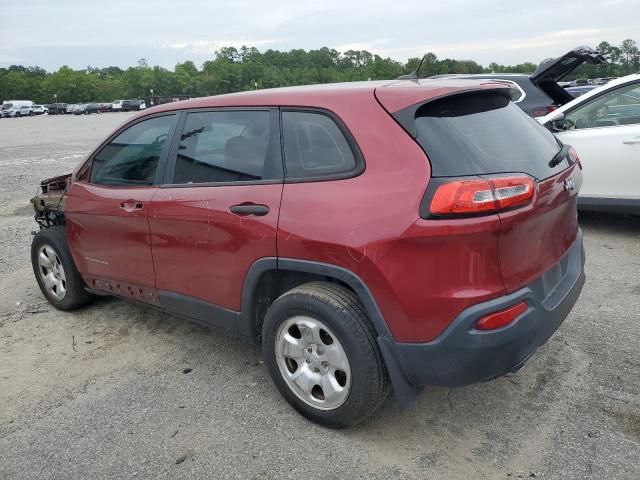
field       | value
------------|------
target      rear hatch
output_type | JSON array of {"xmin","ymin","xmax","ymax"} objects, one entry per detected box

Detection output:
[
  {"xmin": 377, "ymin": 84, "xmax": 582, "ymax": 293},
  {"xmin": 531, "ymin": 46, "xmax": 606, "ymax": 105}
]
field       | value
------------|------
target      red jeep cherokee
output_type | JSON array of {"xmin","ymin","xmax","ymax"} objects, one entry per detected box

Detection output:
[{"xmin": 31, "ymin": 79, "xmax": 585, "ymax": 427}]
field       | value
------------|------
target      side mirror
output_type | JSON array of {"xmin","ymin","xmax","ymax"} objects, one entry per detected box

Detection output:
[
  {"xmin": 543, "ymin": 111, "xmax": 566, "ymax": 131},
  {"xmin": 546, "ymin": 110, "xmax": 565, "ymax": 124}
]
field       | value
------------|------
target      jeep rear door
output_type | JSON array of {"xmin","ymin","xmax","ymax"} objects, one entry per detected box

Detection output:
[{"xmin": 147, "ymin": 109, "xmax": 283, "ymax": 331}]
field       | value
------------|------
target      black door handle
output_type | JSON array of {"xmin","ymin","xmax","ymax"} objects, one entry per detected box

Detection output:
[
  {"xmin": 119, "ymin": 200, "xmax": 144, "ymax": 212},
  {"xmin": 229, "ymin": 203, "xmax": 269, "ymax": 216}
]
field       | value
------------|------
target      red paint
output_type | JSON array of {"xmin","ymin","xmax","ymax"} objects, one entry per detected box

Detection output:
[
  {"xmin": 148, "ymin": 184, "xmax": 282, "ymax": 310},
  {"xmin": 497, "ymin": 164, "xmax": 582, "ymax": 292},
  {"xmin": 66, "ymin": 79, "xmax": 580, "ymax": 344},
  {"xmin": 65, "ymin": 182, "xmax": 158, "ymax": 287}
]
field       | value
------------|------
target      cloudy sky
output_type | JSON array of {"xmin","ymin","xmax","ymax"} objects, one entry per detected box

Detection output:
[{"xmin": 1, "ymin": 0, "xmax": 638, "ymax": 70}]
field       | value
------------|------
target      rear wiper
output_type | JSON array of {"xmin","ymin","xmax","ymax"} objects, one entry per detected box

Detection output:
[{"xmin": 549, "ymin": 144, "xmax": 570, "ymax": 168}]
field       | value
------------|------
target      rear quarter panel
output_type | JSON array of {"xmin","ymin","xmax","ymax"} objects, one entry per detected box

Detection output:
[{"xmin": 277, "ymin": 94, "xmax": 432, "ymax": 340}]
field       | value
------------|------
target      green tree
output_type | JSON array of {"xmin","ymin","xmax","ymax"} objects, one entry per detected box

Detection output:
[{"xmin": 1, "ymin": 40, "xmax": 638, "ymax": 104}]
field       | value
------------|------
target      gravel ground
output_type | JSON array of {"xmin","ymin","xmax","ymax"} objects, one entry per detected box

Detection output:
[{"xmin": 0, "ymin": 113, "xmax": 639, "ymax": 480}]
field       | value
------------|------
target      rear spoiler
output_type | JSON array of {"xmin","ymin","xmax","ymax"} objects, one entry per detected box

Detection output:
[{"xmin": 384, "ymin": 86, "xmax": 519, "ymax": 138}]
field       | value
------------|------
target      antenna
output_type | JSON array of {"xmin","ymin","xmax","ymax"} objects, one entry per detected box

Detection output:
[{"xmin": 398, "ymin": 55, "xmax": 427, "ymax": 80}]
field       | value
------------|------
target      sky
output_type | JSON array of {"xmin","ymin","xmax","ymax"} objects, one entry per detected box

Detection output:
[{"xmin": 0, "ymin": 0, "xmax": 638, "ymax": 71}]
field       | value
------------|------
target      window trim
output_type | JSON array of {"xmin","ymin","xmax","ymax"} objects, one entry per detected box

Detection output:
[
  {"xmin": 560, "ymin": 79, "xmax": 640, "ymax": 131},
  {"xmin": 159, "ymin": 107, "xmax": 284, "ymax": 189},
  {"xmin": 77, "ymin": 111, "xmax": 179, "ymax": 187},
  {"xmin": 280, "ymin": 107, "xmax": 365, "ymax": 183}
]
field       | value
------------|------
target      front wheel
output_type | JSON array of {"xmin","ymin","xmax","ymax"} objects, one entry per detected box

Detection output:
[
  {"xmin": 262, "ymin": 282, "xmax": 389, "ymax": 427},
  {"xmin": 31, "ymin": 226, "xmax": 93, "ymax": 311}
]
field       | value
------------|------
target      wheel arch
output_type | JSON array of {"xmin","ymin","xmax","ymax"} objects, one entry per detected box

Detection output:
[{"xmin": 238, "ymin": 258, "xmax": 393, "ymax": 344}]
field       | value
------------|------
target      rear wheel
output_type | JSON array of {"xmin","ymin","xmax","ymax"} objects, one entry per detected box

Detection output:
[
  {"xmin": 262, "ymin": 282, "xmax": 389, "ymax": 427},
  {"xmin": 31, "ymin": 227, "xmax": 93, "ymax": 311}
]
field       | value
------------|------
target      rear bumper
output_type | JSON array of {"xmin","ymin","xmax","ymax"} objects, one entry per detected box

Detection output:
[
  {"xmin": 379, "ymin": 229, "xmax": 585, "ymax": 388},
  {"xmin": 578, "ymin": 196, "xmax": 640, "ymax": 215}
]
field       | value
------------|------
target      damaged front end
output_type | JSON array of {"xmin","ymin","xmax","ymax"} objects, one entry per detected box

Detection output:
[{"xmin": 31, "ymin": 173, "xmax": 71, "ymax": 229}]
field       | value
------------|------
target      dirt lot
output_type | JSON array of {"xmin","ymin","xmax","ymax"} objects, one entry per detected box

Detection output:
[{"xmin": 0, "ymin": 113, "xmax": 639, "ymax": 479}]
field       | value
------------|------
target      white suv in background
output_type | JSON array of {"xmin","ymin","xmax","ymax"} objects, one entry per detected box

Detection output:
[
  {"xmin": 32, "ymin": 105, "xmax": 48, "ymax": 115},
  {"xmin": 539, "ymin": 73, "xmax": 640, "ymax": 214},
  {"xmin": 111, "ymin": 100, "xmax": 123, "ymax": 111}
]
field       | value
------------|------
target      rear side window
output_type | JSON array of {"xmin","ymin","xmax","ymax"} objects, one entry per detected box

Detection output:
[
  {"xmin": 171, "ymin": 110, "xmax": 280, "ymax": 184},
  {"xmin": 282, "ymin": 111, "xmax": 357, "ymax": 179},
  {"xmin": 90, "ymin": 115, "xmax": 175, "ymax": 186},
  {"xmin": 413, "ymin": 93, "xmax": 563, "ymax": 180}
]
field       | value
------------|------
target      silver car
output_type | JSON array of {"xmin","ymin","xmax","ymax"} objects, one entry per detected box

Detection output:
[{"xmin": 6, "ymin": 105, "xmax": 34, "ymax": 117}]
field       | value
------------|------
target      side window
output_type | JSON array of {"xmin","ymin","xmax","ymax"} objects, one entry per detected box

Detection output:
[
  {"xmin": 90, "ymin": 115, "xmax": 175, "ymax": 186},
  {"xmin": 281, "ymin": 111, "xmax": 358, "ymax": 179},
  {"xmin": 562, "ymin": 82, "xmax": 640, "ymax": 130},
  {"xmin": 171, "ymin": 110, "xmax": 278, "ymax": 184}
]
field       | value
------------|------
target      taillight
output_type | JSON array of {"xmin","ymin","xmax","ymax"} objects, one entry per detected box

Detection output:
[
  {"xmin": 568, "ymin": 146, "xmax": 582, "ymax": 169},
  {"xmin": 430, "ymin": 175, "xmax": 535, "ymax": 216},
  {"xmin": 475, "ymin": 301, "xmax": 528, "ymax": 330}
]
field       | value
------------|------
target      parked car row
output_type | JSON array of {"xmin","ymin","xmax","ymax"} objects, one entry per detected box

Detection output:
[
  {"xmin": 1, "ymin": 104, "xmax": 50, "ymax": 117},
  {"xmin": 560, "ymin": 77, "xmax": 617, "ymax": 88},
  {"xmin": 1, "ymin": 99, "xmax": 148, "ymax": 117},
  {"xmin": 1, "ymin": 101, "xmax": 50, "ymax": 118},
  {"xmin": 63, "ymin": 100, "xmax": 146, "ymax": 114}
]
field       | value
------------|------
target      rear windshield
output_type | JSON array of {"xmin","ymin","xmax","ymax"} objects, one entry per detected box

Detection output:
[{"xmin": 414, "ymin": 93, "xmax": 565, "ymax": 179}]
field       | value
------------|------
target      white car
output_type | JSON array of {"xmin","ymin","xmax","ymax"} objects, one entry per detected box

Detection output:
[
  {"xmin": 538, "ymin": 73, "xmax": 640, "ymax": 214},
  {"xmin": 32, "ymin": 105, "xmax": 48, "ymax": 115},
  {"xmin": 111, "ymin": 100, "xmax": 123, "ymax": 111}
]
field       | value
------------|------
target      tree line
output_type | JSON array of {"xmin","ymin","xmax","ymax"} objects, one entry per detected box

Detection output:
[{"xmin": 1, "ymin": 39, "xmax": 638, "ymax": 105}]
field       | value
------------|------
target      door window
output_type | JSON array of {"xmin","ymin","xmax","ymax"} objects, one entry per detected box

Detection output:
[
  {"xmin": 561, "ymin": 82, "xmax": 640, "ymax": 130},
  {"xmin": 89, "ymin": 115, "xmax": 176, "ymax": 186},
  {"xmin": 171, "ymin": 110, "xmax": 280, "ymax": 184}
]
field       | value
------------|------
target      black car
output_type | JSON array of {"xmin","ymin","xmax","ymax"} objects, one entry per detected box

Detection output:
[
  {"xmin": 429, "ymin": 46, "xmax": 606, "ymax": 117},
  {"xmin": 121, "ymin": 99, "xmax": 146, "ymax": 111},
  {"xmin": 47, "ymin": 103, "xmax": 68, "ymax": 115},
  {"xmin": 73, "ymin": 103, "xmax": 101, "ymax": 115}
]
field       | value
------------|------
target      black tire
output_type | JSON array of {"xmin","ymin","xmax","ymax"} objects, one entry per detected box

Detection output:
[
  {"xmin": 262, "ymin": 282, "xmax": 389, "ymax": 427},
  {"xmin": 31, "ymin": 226, "xmax": 93, "ymax": 311}
]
